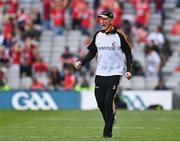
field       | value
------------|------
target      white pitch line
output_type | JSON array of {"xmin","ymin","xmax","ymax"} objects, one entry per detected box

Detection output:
[
  {"xmin": 0, "ymin": 135, "xmax": 101, "ymax": 140},
  {"xmin": 0, "ymin": 126, "xmax": 171, "ymax": 130},
  {"xmin": 32, "ymin": 118, "xmax": 102, "ymax": 121},
  {"xmin": 32, "ymin": 118, "xmax": 180, "ymax": 122}
]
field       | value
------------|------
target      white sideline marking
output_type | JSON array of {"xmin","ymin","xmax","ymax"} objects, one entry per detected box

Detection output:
[
  {"xmin": 0, "ymin": 126, "xmax": 169, "ymax": 130},
  {"xmin": 32, "ymin": 118, "xmax": 180, "ymax": 122},
  {"xmin": 33, "ymin": 118, "xmax": 102, "ymax": 121},
  {"xmin": 0, "ymin": 135, "xmax": 101, "ymax": 140}
]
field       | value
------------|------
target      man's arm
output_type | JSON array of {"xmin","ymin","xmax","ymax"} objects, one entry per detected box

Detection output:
[
  {"xmin": 117, "ymin": 30, "xmax": 133, "ymax": 72},
  {"xmin": 74, "ymin": 32, "xmax": 99, "ymax": 69},
  {"xmin": 117, "ymin": 30, "xmax": 133, "ymax": 80},
  {"xmin": 74, "ymin": 49, "xmax": 97, "ymax": 69},
  {"xmin": 80, "ymin": 48, "xmax": 97, "ymax": 65}
]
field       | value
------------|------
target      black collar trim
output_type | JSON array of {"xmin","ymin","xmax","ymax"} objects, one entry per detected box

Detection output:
[{"xmin": 101, "ymin": 26, "xmax": 117, "ymax": 34}]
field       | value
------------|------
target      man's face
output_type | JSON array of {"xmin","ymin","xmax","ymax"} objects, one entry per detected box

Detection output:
[{"xmin": 99, "ymin": 17, "xmax": 111, "ymax": 31}]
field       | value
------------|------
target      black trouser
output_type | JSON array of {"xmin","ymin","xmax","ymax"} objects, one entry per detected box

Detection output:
[{"xmin": 95, "ymin": 75, "xmax": 121, "ymax": 137}]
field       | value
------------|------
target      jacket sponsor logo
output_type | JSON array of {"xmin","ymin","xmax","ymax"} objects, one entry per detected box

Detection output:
[
  {"xmin": 98, "ymin": 46, "xmax": 115, "ymax": 50},
  {"xmin": 12, "ymin": 92, "xmax": 58, "ymax": 110}
]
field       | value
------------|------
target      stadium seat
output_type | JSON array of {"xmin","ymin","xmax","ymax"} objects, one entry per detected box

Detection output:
[
  {"xmin": 131, "ymin": 76, "xmax": 146, "ymax": 90},
  {"xmin": 146, "ymin": 76, "xmax": 159, "ymax": 90},
  {"xmin": 20, "ymin": 77, "xmax": 32, "ymax": 89},
  {"xmin": 120, "ymin": 77, "xmax": 132, "ymax": 90}
]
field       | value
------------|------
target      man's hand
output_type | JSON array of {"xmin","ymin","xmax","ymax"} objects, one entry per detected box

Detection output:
[
  {"xmin": 125, "ymin": 72, "xmax": 132, "ymax": 80},
  {"xmin": 74, "ymin": 61, "xmax": 82, "ymax": 70}
]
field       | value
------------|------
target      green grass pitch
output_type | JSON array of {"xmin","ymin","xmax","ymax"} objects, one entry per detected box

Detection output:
[{"xmin": 0, "ymin": 110, "xmax": 180, "ymax": 141}]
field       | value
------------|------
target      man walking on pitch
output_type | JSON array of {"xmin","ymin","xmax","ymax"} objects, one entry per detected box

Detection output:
[{"xmin": 74, "ymin": 10, "xmax": 132, "ymax": 138}]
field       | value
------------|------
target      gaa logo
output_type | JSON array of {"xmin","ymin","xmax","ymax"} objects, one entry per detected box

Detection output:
[{"xmin": 12, "ymin": 92, "xmax": 58, "ymax": 110}]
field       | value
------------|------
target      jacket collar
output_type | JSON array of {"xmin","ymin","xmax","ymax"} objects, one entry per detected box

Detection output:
[{"xmin": 101, "ymin": 26, "xmax": 117, "ymax": 34}]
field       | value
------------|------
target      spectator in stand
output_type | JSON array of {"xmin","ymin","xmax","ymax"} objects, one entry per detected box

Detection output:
[
  {"xmin": 31, "ymin": 5, "xmax": 42, "ymax": 26},
  {"xmin": 94, "ymin": 0, "xmax": 100, "ymax": 10},
  {"xmin": 6, "ymin": 0, "xmax": 19, "ymax": 18},
  {"xmin": 146, "ymin": 47, "xmax": 161, "ymax": 76},
  {"xmin": 112, "ymin": 0, "xmax": 123, "ymax": 28},
  {"xmin": 46, "ymin": 76, "xmax": 55, "ymax": 90},
  {"xmin": 20, "ymin": 58, "xmax": 32, "ymax": 77},
  {"xmin": 80, "ymin": 2, "xmax": 93, "ymax": 35},
  {"xmin": 177, "ymin": 0, "xmax": 180, "ymax": 7},
  {"xmin": 0, "ymin": 70, "xmax": 9, "ymax": 91},
  {"xmin": 2, "ymin": 16, "xmax": 15, "ymax": 41},
  {"xmin": 0, "ymin": 46, "xmax": 9, "ymax": 67},
  {"xmin": 60, "ymin": 46, "xmax": 75, "ymax": 69},
  {"xmin": 22, "ymin": 37, "xmax": 37, "ymax": 65},
  {"xmin": 147, "ymin": 25, "xmax": 165, "ymax": 48},
  {"xmin": 0, "ymin": 1, "xmax": 3, "ymax": 11},
  {"xmin": 170, "ymin": 19, "xmax": 180, "ymax": 36},
  {"xmin": 0, "ymin": 1, "xmax": 3, "ymax": 26},
  {"xmin": 155, "ymin": 78, "xmax": 169, "ymax": 90},
  {"xmin": 23, "ymin": 19, "xmax": 41, "ymax": 41},
  {"xmin": 134, "ymin": 0, "xmax": 149, "ymax": 28},
  {"xmin": 176, "ymin": 64, "xmax": 180, "ymax": 72},
  {"xmin": 70, "ymin": 0, "xmax": 85, "ymax": 30},
  {"xmin": 31, "ymin": 5, "xmax": 42, "ymax": 37},
  {"xmin": 121, "ymin": 19, "xmax": 132, "ymax": 40},
  {"xmin": 128, "ymin": 0, "xmax": 138, "ymax": 6},
  {"xmin": 153, "ymin": 0, "xmax": 163, "ymax": 13},
  {"xmin": 162, "ymin": 38, "xmax": 172, "ymax": 60},
  {"xmin": 48, "ymin": 67, "xmax": 64, "ymax": 89},
  {"xmin": 132, "ymin": 26, "xmax": 148, "ymax": 44},
  {"xmin": 42, "ymin": 0, "xmax": 51, "ymax": 29},
  {"xmin": 16, "ymin": 8, "xmax": 29, "ymax": 36},
  {"xmin": 2, "ymin": 32, "xmax": 16, "ymax": 50},
  {"xmin": 2, "ymin": 16, "xmax": 16, "ymax": 49},
  {"xmin": 50, "ymin": 1, "xmax": 65, "ymax": 35},
  {"xmin": 30, "ymin": 76, "xmax": 45, "ymax": 90},
  {"xmin": 9, "ymin": 43, "xmax": 21, "ymax": 65},
  {"xmin": 131, "ymin": 60, "xmax": 145, "ymax": 76},
  {"xmin": 131, "ymin": 0, "xmax": 149, "ymax": 41},
  {"xmin": 63, "ymin": 66, "xmax": 75, "ymax": 90},
  {"xmin": 32, "ymin": 57, "xmax": 48, "ymax": 76},
  {"xmin": 32, "ymin": 47, "xmax": 41, "ymax": 61}
]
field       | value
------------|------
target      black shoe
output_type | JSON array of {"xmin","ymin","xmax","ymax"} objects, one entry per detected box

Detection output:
[{"xmin": 103, "ymin": 134, "xmax": 112, "ymax": 138}]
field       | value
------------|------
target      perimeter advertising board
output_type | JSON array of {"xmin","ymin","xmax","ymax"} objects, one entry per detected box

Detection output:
[
  {"xmin": 81, "ymin": 90, "xmax": 173, "ymax": 110},
  {"xmin": 0, "ymin": 91, "xmax": 80, "ymax": 110}
]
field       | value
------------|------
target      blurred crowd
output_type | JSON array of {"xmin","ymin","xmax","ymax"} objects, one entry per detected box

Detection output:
[{"xmin": 0, "ymin": 0, "xmax": 180, "ymax": 91}]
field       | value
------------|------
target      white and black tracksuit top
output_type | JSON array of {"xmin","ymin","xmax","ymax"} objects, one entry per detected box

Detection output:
[{"xmin": 81, "ymin": 27, "xmax": 132, "ymax": 76}]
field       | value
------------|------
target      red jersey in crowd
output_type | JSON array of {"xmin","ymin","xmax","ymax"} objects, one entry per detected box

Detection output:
[
  {"xmin": 33, "ymin": 60, "xmax": 48, "ymax": 74},
  {"xmin": 135, "ymin": 1, "xmax": 149, "ymax": 25},
  {"xmin": 81, "ymin": 7, "xmax": 93, "ymax": 28},
  {"xmin": 42, "ymin": 0, "xmax": 51, "ymax": 20},
  {"xmin": 10, "ymin": 44, "xmax": 21, "ymax": 65},
  {"xmin": 50, "ymin": 6, "xmax": 64, "ymax": 27},
  {"xmin": 0, "ymin": 1, "xmax": 3, "ymax": 7},
  {"xmin": 3, "ymin": 20, "xmax": 13, "ymax": 39},
  {"xmin": 7, "ymin": 0, "xmax": 18, "ymax": 15},
  {"xmin": 31, "ymin": 78, "xmax": 45, "ymax": 90},
  {"xmin": 171, "ymin": 21, "xmax": 180, "ymax": 35},
  {"xmin": 23, "ymin": 39, "xmax": 37, "ymax": 65},
  {"xmin": 63, "ymin": 68, "xmax": 75, "ymax": 90},
  {"xmin": 64, "ymin": 74, "xmax": 75, "ymax": 90},
  {"xmin": 112, "ymin": 11, "xmax": 122, "ymax": 27},
  {"xmin": 70, "ymin": 0, "xmax": 84, "ymax": 20},
  {"xmin": 176, "ymin": 66, "xmax": 180, "ymax": 72}
]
